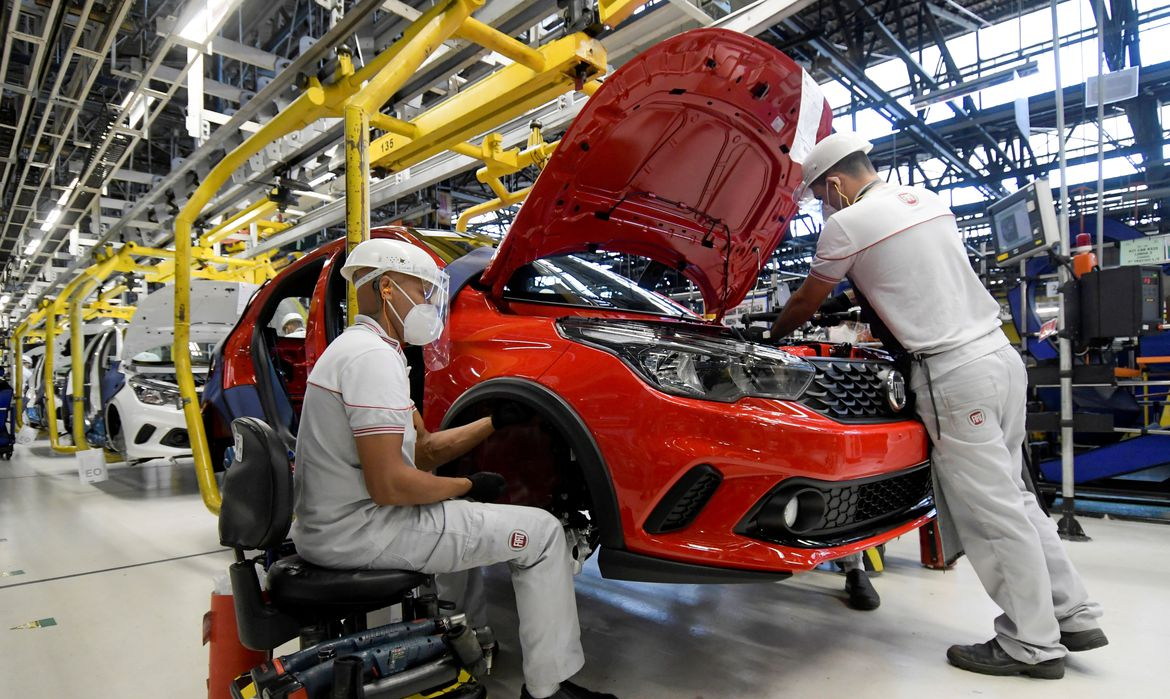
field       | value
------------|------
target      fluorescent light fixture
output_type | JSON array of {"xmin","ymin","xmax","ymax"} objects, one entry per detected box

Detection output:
[
  {"xmin": 179, "ymin": 0, "xmax": 234, "ymax": 44},
  {"xmin": 56, "ymin": 177, "xmax": 80, "ymax": 206},
  {"xmin": 308, "ymin": 172, "xmax": 337, "ymax": 187},
  {"xmin": 295, "ymin": 189, "xmax": 336, "ymax": 202},
  {"xmin": 40, "ymin": 208, "xmax": 63, "ymax": 231},
  {"xmin": 119, "ymin": 92, "xmax": 156, "ymax": 128},
  {"xmin": 0, "ymin": 294, "xmax": 9, "ymax": 304},
  {"xmin": 911, "ymin": 61, "xmax": 1039, "ymax": 109},
  {"xmin": 24, "ymin": 238, "xmax": 40, "ymax": 255}
]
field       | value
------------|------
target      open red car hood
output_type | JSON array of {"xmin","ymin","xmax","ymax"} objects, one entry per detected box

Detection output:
[{"xmin": 481, "ymin": 28, "xmax": 830, "ymax": 317}]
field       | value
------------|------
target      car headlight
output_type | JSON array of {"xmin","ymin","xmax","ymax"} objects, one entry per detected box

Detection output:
[
  {"xmin": 557, "ymin": 318, "xmax": 815, "ymax": 402},
  {"xmin": 129, "ymin": 377, "xmax": 182, "ymax": 407}
]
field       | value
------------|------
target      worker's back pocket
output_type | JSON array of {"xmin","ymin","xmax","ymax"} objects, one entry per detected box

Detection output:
[{"xmin": 938, "ymin": 371, "xmax": 999, "ymax": 414}]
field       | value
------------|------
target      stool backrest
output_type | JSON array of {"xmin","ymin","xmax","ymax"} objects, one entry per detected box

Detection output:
[{"xmin": 219, "ymin": 417, "xmax": 293, "ymax": 551}]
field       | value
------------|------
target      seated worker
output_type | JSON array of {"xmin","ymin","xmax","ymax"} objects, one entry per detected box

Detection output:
[
  {"xmin": 280, "ymin": 312, "xmax": 306, "ymax": 338},
  {"xmin": 291, "ymin": 238, "xmax": 617, "ymax": 699}
]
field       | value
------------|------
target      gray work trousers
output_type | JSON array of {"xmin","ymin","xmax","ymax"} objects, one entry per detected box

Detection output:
[
  {"xmin": 912, "ymin": 344, "xmax": 1102, "ymax": 663},
  {"xmin": 366, "ymin": 499, "xmax": 584, "ymax": 695},
  {"xmin": 839, "ymin": 552, "xmax": 864, "ymax": 572}
]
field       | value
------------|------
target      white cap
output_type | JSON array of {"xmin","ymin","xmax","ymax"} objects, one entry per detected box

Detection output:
[
  {"xmin": 341, "ymin": 238, "xmax": 442, "ymax": 288},
  {"xmin": 280, "ymin": 312, "xmax": 303, "ymax": 328},
  {"xmin": 792, "ymin": 131, "xmax": 873, "ymax": 203}
]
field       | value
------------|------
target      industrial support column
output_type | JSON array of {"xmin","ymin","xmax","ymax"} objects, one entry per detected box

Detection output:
[
  {"xmin": 67, "ymin": 276, "xmax": 106, "ymax": 450},
  {"xmin": 345, "ymin": 101, "xmax": 369, "ymax": 324},
  {"xmin": 11, "ymin": 330, "xmax": 24, "ymax": 430},
  {"xmin": 1051, "ymin": 0, "xmax": 1087, "ymax": 541},
  {"xmin": 43, "ymin": 305, "xmax": 79, "ymax": 453},
  {"xmin": 69, "ymin": 286, "xmax": 88, "ymax": 450}
]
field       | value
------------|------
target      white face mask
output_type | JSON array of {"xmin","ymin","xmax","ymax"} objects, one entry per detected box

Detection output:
[{"xmin": 384, "ymin": 279, "xmax": 443, "ymax": 345}]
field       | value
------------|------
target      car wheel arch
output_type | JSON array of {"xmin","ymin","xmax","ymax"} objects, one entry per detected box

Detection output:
[{"xmin": 438, "ymin": 377, "xmax": 626, "ymax": 552}]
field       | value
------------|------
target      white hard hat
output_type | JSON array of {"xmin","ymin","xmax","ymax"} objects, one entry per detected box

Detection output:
[
  {"xmin": 792, "ymin": 131, "xmax": 873, "ymax": 204},
  {"xmin": 280, "ymin": 312, "xmax": 303, "ymax": 328},
  {"xmin": 340, "ymin": 238, "xmax": 442, "ymax": 288}
]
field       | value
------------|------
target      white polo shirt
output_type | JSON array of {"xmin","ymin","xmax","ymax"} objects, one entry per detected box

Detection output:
[
  {"xmin": 809, "ymin": 182, "xmax": 1007, "ymax": 375},
  {"xmin": 291, "ymin": 315, "xmax": 417, "ymax": 568}
]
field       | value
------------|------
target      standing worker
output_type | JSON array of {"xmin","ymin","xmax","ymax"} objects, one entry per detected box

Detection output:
[
  {"xmin": 291, "ymin": 238, "xmax": 617, "ymax": 699},
  {"xmin": 767, "ymin": 131, "xmax": 1106, "ymax": 679}
]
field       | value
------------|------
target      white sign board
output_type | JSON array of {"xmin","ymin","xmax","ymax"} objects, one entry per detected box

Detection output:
[
  {"xmin": 76, "ymin": 449, "xmax": 109, "ymax": 484},
  {"xmin": 1120, "ymin": 235, "xmax": 1170, "ymax": 266},
  {"xmin": 1085, "ymin": 66, "xmax": 1140, "ymax": 109}
]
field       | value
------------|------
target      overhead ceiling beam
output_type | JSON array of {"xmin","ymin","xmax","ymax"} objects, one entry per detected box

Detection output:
[
  {"xmin": 664, "ymin": 0, "xmax": 714, "ymax": 25},
  {"xmin": 781, "ymin": 15, "xmax": 990, "ymax": 194},
  {"xmin": 153, "ymin": 64, "xmax": 251, "ymax": 103},
  {"xmin": 156, "ymin": 17, "xmax": 293, "ymax": 72},
  {"xmin": 113, "ymin": 169, "xmax": 161, "ymax": 186},
  {"xmin": 70, "ymin": 0, "xmax": 389, "ymax": 267}
]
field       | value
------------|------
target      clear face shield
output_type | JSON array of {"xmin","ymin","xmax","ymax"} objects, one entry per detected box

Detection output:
[
  {"xmin": 418, "ymin": 272, "xmax": 451, "ymax": 372},
  {"xmin": 792, "ymin": 177, "xmax": 844, "ymax": 220},
  {"xmin": 791, "ymin": 179, "xmax": 817, "ymax": 212},
  {"xmin": 356, "ymin": 265, "xmax": 452, "ymax": 371}
]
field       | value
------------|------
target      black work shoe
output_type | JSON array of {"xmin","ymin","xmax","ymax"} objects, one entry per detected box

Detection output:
[
  {"xmin": 845, "ymin": 569, "xmax": 881, "ymax": 610},
  {"xmin": 946, "ymin": 639, "xmax": 1064, "ymax": 679},
  {"xmin": 1061, "ymin": 627, "xmax": 1108, "ymax": 652},
  {"xmin": 520, "ymin": 680, "xmax": 618, "ymax": 699}
]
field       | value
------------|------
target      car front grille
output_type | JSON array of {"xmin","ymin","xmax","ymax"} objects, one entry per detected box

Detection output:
[
  {"xmin": 819, "ymin": 465, "xmax": 933, "ymax": 531},
  {"xmin": 737, "ymin": 462, "xmax": 934, "ymax": 548},
  {"xmin": 800, "ymin": 359, "xmax": 906, "ymax": 422}
]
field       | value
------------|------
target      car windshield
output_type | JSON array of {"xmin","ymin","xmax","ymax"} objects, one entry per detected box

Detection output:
[
  {"xmin": 410, "ymin": 230, "xmax": 495, "ymax": 264},
  {"xmin": 504, "ymin": 255, "xmax": 698, "ymax": 318},
  {"xmin": 131, "ymin": 342, "xmax": 216, "ymax": 366}
]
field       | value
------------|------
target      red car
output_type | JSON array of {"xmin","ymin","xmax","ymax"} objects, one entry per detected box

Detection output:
[{"xmin": 203, "ymin": 29, "xmax": 932, "ymax": 583}]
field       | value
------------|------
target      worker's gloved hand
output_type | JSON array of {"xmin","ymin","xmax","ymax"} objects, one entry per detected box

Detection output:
[
  {"xmin": 491, "ymin": 401, "xmax": 532, "ymax": 430},
  {"xmin": 465, "ymin": 472, "xmax": 507, "ymax": 503},
  {"xmin": 819, "ymin": 292, "xmax": 854, "ymax": 315},
  {"xmin": 742, "ymin": 327, "xmax": 772, "ymax": 344}
]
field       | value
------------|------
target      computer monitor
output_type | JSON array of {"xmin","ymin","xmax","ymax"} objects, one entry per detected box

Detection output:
[{"xmin": 987, "ymin": 178, "xmax": 1060, "ymax": 267}]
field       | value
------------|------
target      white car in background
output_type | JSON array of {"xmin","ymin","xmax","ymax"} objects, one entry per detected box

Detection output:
[{"xmin": 104, "ymin": 282, "xmax": 255, "ymax": 463}]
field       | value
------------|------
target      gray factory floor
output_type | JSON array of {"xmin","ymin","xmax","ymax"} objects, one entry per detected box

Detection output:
[{"xmin": 1, "ymin": 439, "xmax": 1163, "ymax": 698}]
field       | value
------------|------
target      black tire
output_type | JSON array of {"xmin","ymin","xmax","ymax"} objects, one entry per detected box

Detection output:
[{"xmin": 106, "ymin": 407, "xmax": 128, "ymax": 463}]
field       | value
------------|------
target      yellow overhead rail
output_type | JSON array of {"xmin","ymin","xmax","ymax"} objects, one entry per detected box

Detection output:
[
  {"xmin": 364, "ymin": 32, "xmax": 604, "ymax": 174},
  {"xmin": 173, "ymin": 0, "xmax": 610, "ymax": 515},
  {"xmin": 456, "ymin": 123, "xmax": 559, "ymax": 231},
  {"xmin": 597, "ymin": 0, "xmax": 644, "ymax": 29},
  {"xmin": 200, "ymin": 197, "xmax": 280, "ymax": 247}
]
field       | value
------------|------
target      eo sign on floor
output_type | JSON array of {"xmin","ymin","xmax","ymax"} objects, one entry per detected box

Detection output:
[{"xmin": 76, "ymin": 449, "xmax": 109, "ymax": 484}]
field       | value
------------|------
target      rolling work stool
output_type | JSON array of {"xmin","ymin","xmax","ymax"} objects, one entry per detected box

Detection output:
[{"xmin": 218, "ymin": 417, "xmax": 475, "ymax": 698}]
